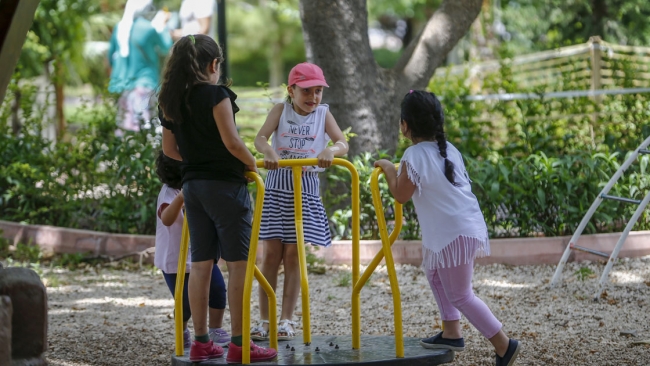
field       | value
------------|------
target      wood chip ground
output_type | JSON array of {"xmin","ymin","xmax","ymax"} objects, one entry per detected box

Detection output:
[{"xmin": 43, "ymin": 256, "xmax": 650, "ymax": 365}]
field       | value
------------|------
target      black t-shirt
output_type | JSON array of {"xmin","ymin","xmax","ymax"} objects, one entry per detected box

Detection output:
[{"xmin": 160, "ymin": 84, "xmax": 246, "ymax": 184}]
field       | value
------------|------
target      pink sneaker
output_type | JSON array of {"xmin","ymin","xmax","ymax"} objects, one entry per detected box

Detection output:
[
  {"xmin": 226, "ymin": 342, "xmax": 277, "ymax": 364},
  {"xmin": 189, "ymin": 340, "xmax": 224, "ymax": 362}
]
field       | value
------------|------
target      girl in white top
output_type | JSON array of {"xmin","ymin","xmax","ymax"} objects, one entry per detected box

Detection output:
[
  {"xmin": 252, "ymin": 63, "xmax": 348, "ymax": 341},
  {"xmin": 375, "ymin": 91, "xmax": 521, "ymax": 366}
]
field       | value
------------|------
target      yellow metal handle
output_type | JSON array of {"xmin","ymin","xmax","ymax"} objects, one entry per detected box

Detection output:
[
  {"xmin": 351, "ymin": 165, "xmax": 404, "ymax": 357},
  {"xmin": 174, "ymin": 158, "xmax": 361, "ymax": 361},
  {"xmin": 253, "ymin": 158, "xmax": 360, "ymax": 349},
  {"xmin": 242, "ymin": 171, "xmax": 277, "ymax": 363},
  {"xmin": 174, "ymin": 215, "xmax": 190, "ymax": 356}
]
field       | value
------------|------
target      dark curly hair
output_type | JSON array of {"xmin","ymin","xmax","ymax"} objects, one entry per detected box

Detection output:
[
  {"xmin": 155, "ymin": 150, "xmax": 182, "ymax": 189},
  {"xmin": 401, "ymin": 90, "xmax": 459, "ymax": 187}
]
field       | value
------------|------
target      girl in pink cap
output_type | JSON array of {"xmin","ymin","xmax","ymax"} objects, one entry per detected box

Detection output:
[{"xmin": 252, "ymin": 62, "xmax": 349, "ymax": 341}]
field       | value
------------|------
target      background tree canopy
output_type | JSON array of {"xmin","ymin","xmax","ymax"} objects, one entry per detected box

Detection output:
[
  {"xmin": 501, "ymin": 0, "xmax": 650, "ymax": 52},
  {"xmin": 16, "ymin": 0, "xmax": 650, "ymax": 100}
]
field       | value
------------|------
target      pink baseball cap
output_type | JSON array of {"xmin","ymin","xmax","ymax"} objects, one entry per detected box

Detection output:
[{"xmin": 288, "ymin": 62, "xmax": 329, "ymax": 88}]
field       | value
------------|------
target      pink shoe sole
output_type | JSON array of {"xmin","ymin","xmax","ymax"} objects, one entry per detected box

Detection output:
[{"xmin": 190, "ymin": 353, "xmax": 223, "ymax": 362}]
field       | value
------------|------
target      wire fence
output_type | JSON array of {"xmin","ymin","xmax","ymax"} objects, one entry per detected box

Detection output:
[{"xmin": 437, "ymin": 36, "xmax": 650, "ymax": 93}]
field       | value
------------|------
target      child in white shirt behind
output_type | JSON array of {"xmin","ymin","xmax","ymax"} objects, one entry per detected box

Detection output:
[{"xmin": 154, "ymin": 150, "xmax": 230, "ymax": 349}]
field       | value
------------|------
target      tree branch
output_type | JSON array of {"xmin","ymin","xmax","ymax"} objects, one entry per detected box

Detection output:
[{"xmin": 395, "ymin": 0, "xmax": 483, "ymax": 89}]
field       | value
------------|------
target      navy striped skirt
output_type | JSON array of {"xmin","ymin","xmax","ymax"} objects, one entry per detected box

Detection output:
[{"xmin": 258, "ymin": 169, "xmax": 332, "ymax": 247}]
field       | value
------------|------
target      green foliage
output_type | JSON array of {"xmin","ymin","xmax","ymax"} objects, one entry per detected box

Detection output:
[
  {"xmin": 502, "ymin": 0, "xmax": 650, "ymax": 52},
  {"xmin": 368, "ymin": 0, "xmax": 442, "ymax": 22},
  {"xmin": 0, "ymin": 231, "xmax": 42, "ymax": 263},
  {"xmin": 18, "ymin": 0, "xmax": 99, "ymax": 81},
  {"xmin": 305, "ymin": 245, "xmax": 325, "ymax": 267},
  {"xmin": 227, "ymin": 0, "xmax": 305, "ymax": 86},
  {"xmin": 0, "ymin": 233, "xmax": 9, "ymax": 259},
  {"xmin": 575, "ymin": 266, "xmax": 595, "ymax": 281},
  {"xmin": 305, "ymin": 245, "xmax": 326, "ymax": 274},
  {"xmin": 323, "ymin": 150, "xmax": 420, "ymax": 241},
  {"xmin": 51, "ymin": 252, "xmax": 88, "ymax": 270},
  {"xmin": 372, "ymin": 49, "xmax": 402, "ymax": 68},
  {"xmin": 12, "ymin": 242, "xmax": 42, "ymax": 263},
  {"xmin": 0, "ymin": 81, "xmax": 160, "ymax": 235},
  {"xmin": 467, "ymin": 151, "xmax": 650, "ymax": 237},
  {"xmin": 335, "ymin": 272, "xmax": 352, "ymax": 287}
]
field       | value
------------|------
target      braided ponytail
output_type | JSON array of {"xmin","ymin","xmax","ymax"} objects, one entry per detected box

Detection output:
[
  {"xmin": 435, "ymin": 131, "xmax": 459, "ymax": 186},
  {"xmin": 401, "ymin": 90, "xmax": 460, "ymax": 187}
]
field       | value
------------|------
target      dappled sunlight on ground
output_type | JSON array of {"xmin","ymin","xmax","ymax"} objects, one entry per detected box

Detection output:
[
  {"xmin": 41, "ymin": 257, "xmax": 650, "ymax": 365},
  {"xmin": 476, "ymin": 279, "xmax": 533, "ymax": 288}
]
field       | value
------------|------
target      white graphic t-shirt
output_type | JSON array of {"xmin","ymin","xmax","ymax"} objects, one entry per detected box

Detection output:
[{"xmin": 271, "ymin": 102, "xmax": 329, "ymax": 171}]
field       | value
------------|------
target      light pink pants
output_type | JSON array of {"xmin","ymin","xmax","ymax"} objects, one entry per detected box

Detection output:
[{"xmin": 425, "ymin": 247, "xmax": 502, "ymax": 339}]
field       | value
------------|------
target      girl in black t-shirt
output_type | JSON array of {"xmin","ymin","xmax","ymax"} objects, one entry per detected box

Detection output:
[{"xmin": 158, "ymin": 34, "xmax": 276, "ymax": 364}]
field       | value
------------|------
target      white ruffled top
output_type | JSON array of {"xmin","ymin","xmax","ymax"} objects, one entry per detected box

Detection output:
[{"xmin": 398, "ymin": 141, "xmax": 490, "ymax": 269}]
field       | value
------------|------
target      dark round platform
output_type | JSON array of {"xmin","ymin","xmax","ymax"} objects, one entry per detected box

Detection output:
[{"xmin": 171, "ymin": 335, "xmax": 454, "ymax": 365}]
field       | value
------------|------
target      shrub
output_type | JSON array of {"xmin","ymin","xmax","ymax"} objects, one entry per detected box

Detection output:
[{"xmin": 1, "ymin": 80, "xmax": 160, "ymax": 235}]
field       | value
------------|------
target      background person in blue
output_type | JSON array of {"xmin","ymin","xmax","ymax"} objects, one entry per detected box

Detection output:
[{"xmin": 108, "ymin": 0, "xmax": 173, "ymax": 134}]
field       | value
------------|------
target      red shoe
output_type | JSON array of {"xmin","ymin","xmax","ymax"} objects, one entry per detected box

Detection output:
[
  {"xmin": 226, "ymin": 341, "xmax": 278, "ymax": 364},
  {"xmin": 189, "ymin": 340, "xmax": 224, "ymax": 362}
]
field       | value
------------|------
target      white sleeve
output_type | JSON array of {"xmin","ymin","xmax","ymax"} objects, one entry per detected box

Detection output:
[
  {"xmin": 192, "ymin": 0, "xmax": 215, "ymax": 19},
  {"xmin": 398, "ymin": 148, "xmax": 421, "ymax": 195},
  {"xmin": 160, "ymin": 186, "xmax": 184, "ymax": 217}
]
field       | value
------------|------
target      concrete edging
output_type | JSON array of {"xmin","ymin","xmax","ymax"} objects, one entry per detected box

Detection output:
[{"xmin": 1, "ymin": 220, "xmax": 650, "ymax": 266}]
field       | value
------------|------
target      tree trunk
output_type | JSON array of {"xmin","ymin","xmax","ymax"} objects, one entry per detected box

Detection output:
[
  {"xmin": 299, "ymin": 0, "xmax": 483, "ymax": 156},
  {"xmin": 54, "ymin": 62, "xmax": 65, "ymax": 141},
  {"xmin": 269, "ymin": 40, "xmax": 283, "ymax": 88},
  {"xmin": 264, "ymin": 0, "xmax": 284, "ymax": 88}
]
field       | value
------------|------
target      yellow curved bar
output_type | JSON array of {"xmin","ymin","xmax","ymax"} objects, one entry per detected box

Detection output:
[
  {"xmin": 254, "ymin": 158, "xmax": 359, "ymax": 347},
  {"xmin": 242, "ymin": 171, "xmax": 278, "ymax": 363},
  {"xmin": 351, "ymin": 165, "xmax": 404, "ymax": 357},
  {"xmin": 291, "ymin": 165, "xmax": 312, "ymax": 344},
  {"xmin": 174, "ymin": 216, "xmax": 191, "ymax": 356},
  {"xmin": 254, "ymin": 265, "xmax": 277, "ymax": 349}
]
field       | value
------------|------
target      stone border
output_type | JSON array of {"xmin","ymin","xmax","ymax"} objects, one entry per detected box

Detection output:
[{"xmin": 1, "ymin": 220, "xmax": 650, "ymax": 266}]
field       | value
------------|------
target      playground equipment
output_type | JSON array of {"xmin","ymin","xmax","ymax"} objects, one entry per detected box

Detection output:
[
  {"xmin": 171, "ymin": 159, "xmax": 453, "ymax": 365},
  {"xmin": 352, "ymin": 165, "xmax": 404, "ymax": 357},
  {"xmin": 550, "ymin": 135, "xmax": 650, "ymax": 300}
]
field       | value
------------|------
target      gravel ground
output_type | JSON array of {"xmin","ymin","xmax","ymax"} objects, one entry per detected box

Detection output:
[{"xmin": 43, "ymin": 257, "xmax": 650, "ymax": 366}]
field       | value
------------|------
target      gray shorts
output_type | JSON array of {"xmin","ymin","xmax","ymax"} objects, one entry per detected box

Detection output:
[{"xmin": 183, "ymin": 179, "xmax": 252, "ymax": 262}]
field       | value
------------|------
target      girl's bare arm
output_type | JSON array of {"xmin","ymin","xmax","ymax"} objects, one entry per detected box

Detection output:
[
  {"xmin": 373, "ymin": 160, "xmax": 416, "ymax": 204},
  {"xmin": 317, "ymin": 110, "xmax": 349, "ymax": 168},
  {"xmin": 159, "ymin": 191, "xmax": 184, "ymax": 226},
  {"xmin": 254, "ymin": 103, "xmax": 283, "ymax": 169}
]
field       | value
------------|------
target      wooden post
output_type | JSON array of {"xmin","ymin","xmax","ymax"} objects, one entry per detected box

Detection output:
[
  {"xmin": 0, "ymin": 0, "xmax": 40, "ymax": 103},
  {"xmin": 589, "ymin": 35, "xmax": 603, "ymax": 143},
  {"xmin": 589, "ymin": 36, "xmax": 603, "ymax": 91}
]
